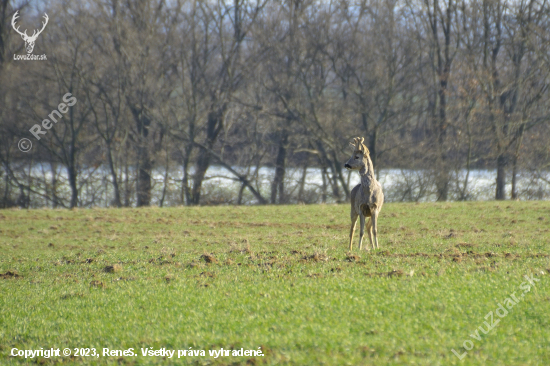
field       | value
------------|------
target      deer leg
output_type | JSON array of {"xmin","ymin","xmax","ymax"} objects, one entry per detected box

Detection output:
[
  {"xmin": 366, "ymin": 218, "xmax": 374, "ymax": 250},
  {"xmin": 349, "ymin": 211, "xmax": 358, "ymax": 251},
  {"xmin": 358, "ymin": 215, "xmax": 365, "ymax": 251},
  {"xmin": 371, "ymin": 211, "xmax": 379, "ymax": 249}
]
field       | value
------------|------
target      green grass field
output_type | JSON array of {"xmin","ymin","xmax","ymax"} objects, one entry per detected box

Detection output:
[{"xmin": 1, "ymin": 202, "xmax": 549, "ymax": 365}]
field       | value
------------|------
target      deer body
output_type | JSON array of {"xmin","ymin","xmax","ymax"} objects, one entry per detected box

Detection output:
[{"xmin": 345, "ymin": 137, "xmax": 384, "ymax": 251}]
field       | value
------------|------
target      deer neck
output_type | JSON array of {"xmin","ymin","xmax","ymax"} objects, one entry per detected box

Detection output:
[{"xmin": 359, "ymin": 157, "xmax": 376, "ymax": 192}]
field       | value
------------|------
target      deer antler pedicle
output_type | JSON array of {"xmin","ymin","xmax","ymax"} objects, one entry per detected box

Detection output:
[{"xmin": 350, "ymin": 137, "xmax": 369, "ymax": 155}]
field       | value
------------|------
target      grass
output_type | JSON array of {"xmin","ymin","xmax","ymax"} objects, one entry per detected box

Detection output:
[{"xmin": 0, "ymin": 201, "xmax": 549, "ymax": 365}]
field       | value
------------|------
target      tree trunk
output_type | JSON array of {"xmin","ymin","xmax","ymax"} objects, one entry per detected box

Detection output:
[
  {"xmin": 330, "ymin": 149, "xmax": 349, "ymax": 200},
  {"xmin": 511, "ymin": 156, "xmax": 518, "ymax": 200},
  {"xmin": 50, "ymin": 160, "xmax": 59, "ymax": 208},
  {"xmin": 67, "ymin": 164, "xmax": 78, "ymax": 208},
  {"xmin": 511, "ymin": 129, "xmax": 524, "ymax": 200},
  {"xmin": 181, "ymin": 121, "xmax": 195, "ymax": 205},
  {"xmin": 460, "ymin": 129, "xmax": 472, "ymax": 201},
  {"xmin": 435, "ymin": 168, "xmax": 449, "ymax": 201},
  {"xmin": 191, "ymin": 146, "xmax": 210, "ymax": 205},
  {"xmin": 329, "ymin": 163, "xmax": 342, "ymax": 201},
  {"xmin": 436, "ymin": 75, "xmax": 449, "ymax": 201},
  {"xmin": 369, "ymin": 127, "xmax": 378, "ymax": 169},
  {"xmin": 106, "ymin": 143, "xmax": 121, "ymax": 207},
  {"xmin": 237, "ymin": 182, "xmax": 246, "ymax": 205},
  {"xmin": 496, "ymin": 154, "xmax": 507, "ymax": 200},
  {"xmin": 160, "ymin": 154, "xmax": 170, "ymax": 207},
  {"xmin": 297, "ymin": 157, "xmax": 308, "ymax": 203},
  {"xmin": 316, "ymin": 141, "xmax": 342, "ymax": 201},
  {"xmin": 182, "ymin": 159, "xmax": 190, "ymax": 205},
  {"xmin": 191, "ymin": 107, "xmax": 225, "ymax": 205},
  {"xmin": 2, "ymin": 171, "xmax": 9, "ymax": 208},
  {"xmin": 16, "ymin": 185, "xmax": 28, "ymax": 208},
  {"xmin": 130, "ymin": 106, "xmax": 152, "ymax": 207},
  {"xmin": 182, "ymin": 144, "xmax": 193, "ymax": 206},
  {"xmin": 271, "ymin": 129, "xmax": 288, "ymax": 204},
  {"xmin": 321, "ymin": 165, "xmax": 327, "ymax": 203},
  {"xmin": 123, "ymin": 155, "xmax": 131, "ymax": 207},
  {"xmin": 136, "ymin": 146, "xmax": 152, "ymax": 206}
]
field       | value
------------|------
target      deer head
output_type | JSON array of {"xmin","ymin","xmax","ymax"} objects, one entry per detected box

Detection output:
[
  {"xmin": 12, "ymin": 11, "xmax": 49, "ymax": 54},
  {"xmin": 344, "ymin": 137, "xmax": 370, "ymax": 170}
]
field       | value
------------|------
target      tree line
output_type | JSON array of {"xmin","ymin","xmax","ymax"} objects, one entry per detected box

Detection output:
[{"xmin": 1, "ymin": 0, "xmax": 549, "ymax": 208}]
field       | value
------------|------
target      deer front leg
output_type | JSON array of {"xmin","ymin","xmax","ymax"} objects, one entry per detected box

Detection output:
[
  {"xmin": 371, "ymin": 211, "xmax": 379, "ymax": 249},
  {"xmin": 349, "ymin": 212, "xmax": 358, "ymax": 251},
  {"xmin": 358, "ymin": 215, "xmax": 365, "ymax": 251},
  {"xmin": 366, "ymin": 218, "xmax": 374, "ymax": 250}
]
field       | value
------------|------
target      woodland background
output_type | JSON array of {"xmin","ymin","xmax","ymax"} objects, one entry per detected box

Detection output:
[{"xmin": 1, "ymin": 0, "xmax": 549, "ymax": 208}]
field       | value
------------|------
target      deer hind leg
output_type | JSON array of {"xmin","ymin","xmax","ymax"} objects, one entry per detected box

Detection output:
[
  {"xmin": 371, "ymin": 211, "xmax": 379, "ymax": 249},
  {"xmin": 349, "ymin": 211, "xmax": 358, "ymax": 251},
  {"xmin": 366, "ymin": 217, "xmax": 374, "ymax": 250},
  {"xmin": 358, "ymin": 215, "xmax": 365, "ymax": 251}
]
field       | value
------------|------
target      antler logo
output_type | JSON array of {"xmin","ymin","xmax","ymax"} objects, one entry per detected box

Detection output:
[{"xmin": 12, "ymin": 11, "xmax": 48, "ymax": 54}]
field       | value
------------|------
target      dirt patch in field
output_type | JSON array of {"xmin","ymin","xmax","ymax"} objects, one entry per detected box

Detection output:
[
  {"xmin": 0, "ymin": 270, "xmax": 21, "ymax": 279},
  {"xmin": 444, "ymin": 231, "xmax": 459, "ymax": 239},
  {"xmin": 104, "ymin": 264, "xmax": 122, "ymax": 273},
  {"xmin": 345, "ymin": 254, "xmax": 360, "ymax": 262},
  {"xmin": 113, "ymin": 277, "xmax": 136, "ymax": 282},
  {"xmin": 148, "ymin": 257, "xmax": 174, "ymax": 265},
  {"xmin": 164, "ymin": 275, "xmax": 175, "ymax": 283},
  {"xmin": 228, "ymin": 243, "xmax": 252, "ymax": 255},
  {"xmin": 257, "ymin": 261, "xmax": 277, "ymax": 269},
  {"xmin": 60, "ymin": 292, "xmax": 86, "ymax": 300},
  {"xmin": 200, "ymin": 254, "xmax": 218, "ymax": 264},
  {"xmin": 456, "ymin": 243, "xmax": 477, "ymax": 248},
  {"xmin": 376, "ymin": 251, "xmax": 430, "ymax": 258},
  {"xmin": 365, "ymin": 269, "xmax": 414, "ymax": 278},
  {"xmin": 200, "ymin": 271, "xmax": 216, "ymax": 278},
  {"xmin": 374, "ymin": 250, "xmax": 544, "ymax": 260},
  {"xmin": 301, "ymin": 253, "xmax": 329, "ymax": 262}
]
